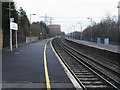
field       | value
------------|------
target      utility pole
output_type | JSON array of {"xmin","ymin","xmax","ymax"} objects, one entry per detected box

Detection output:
[
  {"xmin": 40, "ymin": 14, "xmax": 53, "ymax": 25},
  {"xmin": 44, "ymin": 14, "xmax": 48, "ymax": 24},
  {"xmin": 49, "ymin": 17, "xmax": 54, "ymax": 25},
  {"xmin": 30, "ymin": 14, "xmax": 36, "ymax": 43}
]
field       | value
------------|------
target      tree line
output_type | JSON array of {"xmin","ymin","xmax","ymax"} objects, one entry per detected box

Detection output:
[
  {"xmin": 2, "ymin": 2, "xmax": 64, "ymax": 47},
  {"xmin": 71, "ymin": 15, "xmax": 119, "ymax": 44},
  {"xmin": 82, "ymin": 15, "xmax": 119, "ymax": 44}
]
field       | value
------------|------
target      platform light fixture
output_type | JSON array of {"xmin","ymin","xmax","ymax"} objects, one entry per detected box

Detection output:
[{"xmin": 30, "ymin": 14, "xmax": 36, "ymax": 42}]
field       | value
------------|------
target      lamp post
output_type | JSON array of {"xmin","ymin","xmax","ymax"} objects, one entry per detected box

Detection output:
[
  {"xmin": 8, "ymin": 2, "xmax": 14, "ymax": 52},
  {"xmin": 7, "ymin": 2, "xmax": 18, "ymax": 52},
  {"xmin": 72, "ymin": 25, "xmax": 75, "ymax": 38},
  {"xmin": 30, "ymin": 14, "xmax": 36, "ymax": 42},
  {"xmin": 78, "ymin": 22, "xmax": 82, "ymax": 40},
  {"xmin": 87, "ymin": 18, "xmax": 93, "ymax": 42}
]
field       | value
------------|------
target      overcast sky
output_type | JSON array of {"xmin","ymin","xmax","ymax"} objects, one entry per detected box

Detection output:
[{"xmin": 16, "ymin": 0, "xmax": 119, "ymax": 33}]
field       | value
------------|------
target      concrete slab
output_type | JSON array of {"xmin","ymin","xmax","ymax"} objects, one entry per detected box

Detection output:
[{"xmin": 66, "ymin": 37, "xmax": 119, "ymax": 53}]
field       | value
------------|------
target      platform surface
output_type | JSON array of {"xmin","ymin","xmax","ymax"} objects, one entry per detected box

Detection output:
[
  {"xmin": 66, "ymin": 37, "xmax": 119, "ymax": 53},
  {"xmin": 2, "ymin": 39, "xmax": 75, "ymax": 89}
]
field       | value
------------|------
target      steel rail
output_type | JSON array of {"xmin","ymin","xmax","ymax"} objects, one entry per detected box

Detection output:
[
  {"xmin": 60, "ymin": 39, "xmax": 120, "ymax": 89},
  {"xmin": 52, "ymin": 38, "xmax": 120, "ymax": 90}
]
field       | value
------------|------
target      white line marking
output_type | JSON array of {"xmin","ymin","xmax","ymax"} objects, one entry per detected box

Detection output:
[{"xmin": 50, "ymin": 39, "xmax": 83, "ymax": 90}]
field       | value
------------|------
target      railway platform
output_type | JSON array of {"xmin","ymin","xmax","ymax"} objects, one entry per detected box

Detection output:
[
  {"xmin": 2, "ymin": 37, "xmax": 120, "ymax": 90},
  {"xmin": 2, "ymin": 38, "xmax": 80, "ymax": 89},
  {"xmin": 65, "ymin": 37, "xmax": 119, "ymax": 53}
]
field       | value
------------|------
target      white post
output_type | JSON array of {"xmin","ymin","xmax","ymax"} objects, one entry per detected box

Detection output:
[
  {"xmin": 9, "ymin": 2, "xmax": 12, "ymax": 52},
  {"xmin": 10, "ymin": 29, "xmax": 12, "ymax": 51},
  {"xmin": 30, "ymin": 14, "xmax": 31, "ymax": 43},
  {"xmin": 15, "ymin": 30, "xmax": 18, "ymax": 48}
]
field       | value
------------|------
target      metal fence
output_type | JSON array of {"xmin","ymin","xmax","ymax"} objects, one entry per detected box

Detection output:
[
  {"xmin": 82, "ymin": 37, "xmax": 119, "ymax": 45},
  {"xmin": 68, "ymin": 35, "xmax": 120, "ymax": 45},
  {"xmin": 3, "ymin": 35, "xmax": 26, "ymax": 48}
]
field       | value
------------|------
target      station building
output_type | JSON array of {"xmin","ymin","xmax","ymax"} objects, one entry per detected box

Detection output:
[
  {"xmin": 47, "ymin": 24, "xmax": 62, "ymax": 36},
  {"xmin": 47, "ymin": 25, "xmax": 61, "ymax": 31}
]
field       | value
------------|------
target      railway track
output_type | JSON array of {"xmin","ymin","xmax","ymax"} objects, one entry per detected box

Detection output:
[
  {"xmin": 64, "ymin": 38, "xmax": 120, "ymax": 75},
  {"xmin": 52, "ymin": 37, "xmax": 120, "ymax": 90}
]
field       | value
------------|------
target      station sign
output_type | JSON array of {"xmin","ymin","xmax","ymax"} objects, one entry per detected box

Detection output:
[{"xmin": 10, "ymin": 22, "xmax": 18, "ymax": 30}]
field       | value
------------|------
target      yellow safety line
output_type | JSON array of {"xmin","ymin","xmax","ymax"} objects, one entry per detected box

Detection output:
[{"xmin": 44, "ymin": 42, "xmax": 51, "ymax": 90}]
